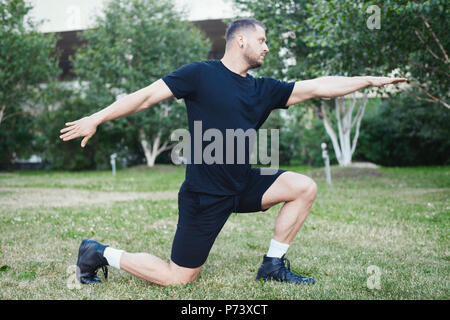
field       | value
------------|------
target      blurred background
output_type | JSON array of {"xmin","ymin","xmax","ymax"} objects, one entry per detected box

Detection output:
[{"xmin": 1, "ymin": 0, "xmax": 449, "ymax": 171}]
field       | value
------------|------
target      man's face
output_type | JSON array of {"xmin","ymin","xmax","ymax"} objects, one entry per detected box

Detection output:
[{"xmin": 240, "ymin": 25, "xmax": 269, "ymax": 69}]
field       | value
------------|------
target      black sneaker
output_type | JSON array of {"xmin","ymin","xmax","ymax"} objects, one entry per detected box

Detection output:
[
  {"xmin": 76, "ymin": 238, "xmax": 109, "ymax": 284},
  {"xmin": 256, "ymin": 254, "xmax": 315, "ymax": 284}
]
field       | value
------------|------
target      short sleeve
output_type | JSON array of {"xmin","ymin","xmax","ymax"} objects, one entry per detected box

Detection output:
[
  {"xmin": 262, "ymin": 77, "xmax": 295, "ymax": 110},
  {"xmin": 162, "ymin": 62, "xmax": 201, "ymax": 99}
]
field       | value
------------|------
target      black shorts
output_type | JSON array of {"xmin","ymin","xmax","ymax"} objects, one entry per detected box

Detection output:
[{"xmin": 171, "ymin": 168, "xmax": 287, "ymax": 268}]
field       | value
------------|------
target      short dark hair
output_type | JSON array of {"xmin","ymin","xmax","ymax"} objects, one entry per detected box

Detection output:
[{"xmin": 225, "ymin": 18, "xmax": 267, "ymax": 47}]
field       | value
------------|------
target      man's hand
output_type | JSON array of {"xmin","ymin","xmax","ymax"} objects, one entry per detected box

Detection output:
[
  {"xmin": 59, "ymin": 115, "xmax": 100, "ymax": 148},
  {"xmin": 367, "ymin": 76, "xmax": 408, "ymax": 87},
  {"xmin": 58, "ymin": 79, "xmax": 174, "ymax": 148}
]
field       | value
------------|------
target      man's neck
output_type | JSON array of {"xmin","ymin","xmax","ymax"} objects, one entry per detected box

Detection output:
[{"xmin": 220, "ymin": 53, "xmax": 249, "ymax": 78}]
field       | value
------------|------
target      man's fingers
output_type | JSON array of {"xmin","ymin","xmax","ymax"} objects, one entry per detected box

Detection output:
[
  {"xmin": 377, "ymin": 77, "xmax": 408, "ymax": 86},
  {"xmin": 60, "ymin": 120, "xmax": 80, "ymax": 134},
  {"xmin": 81, "ymin": 136, "xmax": 90, "ymax": 148},
  {"xmin": 370, "ymin": 77, "xmax": 408, "ymax": 87},
  {"xmin": 60, "ymin": 130, "xmax": 77, "ymax": 140},
  {"xmin": 60, "ymin": 126, "xmax": 73, "ymax": 134},
  {"xmin": 392, "ymin": 78, "xmax": 408, "ymax": 83},
  {"xmin": 60, "ymin": 117, "xmax": 96, "ymax": 146},
  {"xmin": 61, "ymin": 132, "xmax": 80, "ymax": 141}
]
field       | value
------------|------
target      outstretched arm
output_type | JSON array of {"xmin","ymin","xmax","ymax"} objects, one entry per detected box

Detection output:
[
  {"xmin": 286, "ymin": 76, "xmax": 407, "ymax": 106},
  {"xmin": 59, "ymin": 79, "xmax": 173, "ymax": 147}
]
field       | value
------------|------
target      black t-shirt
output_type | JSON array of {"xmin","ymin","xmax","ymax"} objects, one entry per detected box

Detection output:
[{"xmin": 162, "ymin": 60, "xmax": 295, "ymax": 195}]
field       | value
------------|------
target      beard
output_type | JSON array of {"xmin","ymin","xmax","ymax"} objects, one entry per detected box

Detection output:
[{"xmin": 243, "ymin": 49, "xmax": 263, "ymax": 69}]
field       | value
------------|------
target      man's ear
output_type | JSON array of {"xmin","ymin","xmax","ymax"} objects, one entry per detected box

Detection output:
[{"xmin": 236, "ymin": 34, "xmax": 244, "ymax": 48}]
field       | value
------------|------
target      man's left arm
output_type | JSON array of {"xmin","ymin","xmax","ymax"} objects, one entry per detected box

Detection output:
[{"xmin": 285, "ymin": 76, "xmax": 407, "ymax": 106}]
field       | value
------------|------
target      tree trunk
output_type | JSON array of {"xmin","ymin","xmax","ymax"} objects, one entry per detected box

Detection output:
[
  {"xmin": 0, "ymin": 105, "xmax": 5, "ymax": 126},
  {"xmin": 139, "ymin": 128, "xmax": 176, "ymax": 167},
  {"xmin": 321, "ymin": 101, "xmax": 343, "ymax": 164},
  {"xmin": 321, "ymin": 93, "xmax": 368, "ymax": 167}
]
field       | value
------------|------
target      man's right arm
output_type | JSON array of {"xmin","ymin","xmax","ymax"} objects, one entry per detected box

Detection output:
[{"xmin": 59, "ymin": 79, "xmax": 173, "ymax": 147}]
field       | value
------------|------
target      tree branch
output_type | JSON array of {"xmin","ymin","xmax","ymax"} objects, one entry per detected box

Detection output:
[
  {"xmin": 414, "ymin": 29, "xmax": 445, "ymax": 63},
  {"xmin": 408, "ymin": 80, "xmax": 450, "ymax": 109},
  {"xmin": 351, "ymin": 96, "xmax": 365, "ymax": 128},
  {"xmin": 0, "ymin": 105, "xmax": 5, "ymax": 125},
  {"xmin": 351, "ymin": 93, "xmax": 368, "ymax": 155},
  {"xmin": 410, "ymin": 94, "xmax": 438, "ymax": 104},
  {"xmin": 335, "ymin": 98, "xmax": 344, "ymax": 143},
  {"xmin": 159, "ymin": 142, "xmax": 176, "ymax": 153},
  {"xmin": 2, "ymin": 111, "xmax": 27, "ymax": 122},
  {"xmin": 321, "ymin": 101, "xmax": 342, "ymax": 164},
  {"xmin": 420, "ymin": 13, "xmax": 449, "ymax": 63},
  {"xmin": 346, "ymin": 94, "xmax": 357, "ymax": 132},
  {"xmin": 409, "ymin": 61, "xmax": 450, "ymax": 77}
]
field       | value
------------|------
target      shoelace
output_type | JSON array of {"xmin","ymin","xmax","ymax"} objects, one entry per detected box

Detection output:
[
  {"xmin": 271, "ymin": 256, "xmax": 291, "ymax": 281},
  {"xmin": 101, "ymin": 265, "xmax": 108, "ymax": 279},
  {"xmin": 274, "ymin": 256, "xmax": 309, "ymax": 282},
  {"xmin": 282, "ymin": 256, "xmax": 291, "ymax": 271}
]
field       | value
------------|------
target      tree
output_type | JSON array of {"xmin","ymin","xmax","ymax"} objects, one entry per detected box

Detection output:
[
  {"xmin": 356, "ymin": 94, "xmax": 450, "ymax": 166},
  {"xmin": 36, "ymin": 84, "xmax": 141, "ymax": 170},
  {"xmin": 303, "ymin": 0, "xmax": 449, "ymax": 164},
  {"xmin": 232, "ymin": 0, "xmax": 320, "ymax": 81},
  {"xmin": 234, "ymin": 0, "xmax": 371, "ymax": 166},
  {"xmin": 0, "ymin": 0, "xmax": 60, "ymax": 169},
  {"xmin": 320, "ymin": 93, "xmax": 368, "ymax": 166},
  {"xmin": 304, "ymin": 0, "xmax": 449, "ymax": 109},
  {"xmin": 233, "ymin": 0, "xmax": 448, "ymax": 167},
  {"xmin": 71, "ymin": 0, "xmax": 211, "ymax": 167}
]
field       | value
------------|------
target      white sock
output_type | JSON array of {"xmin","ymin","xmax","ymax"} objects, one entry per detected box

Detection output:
[
  {"xmin": 103, "ymin": 247, "xmax": 124, "ymax": 270},
  {"xmin": 266, "ymin": 239, "xmax": 290, "ymax": 258}
]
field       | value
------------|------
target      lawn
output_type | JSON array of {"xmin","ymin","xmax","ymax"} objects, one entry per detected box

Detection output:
[{"xmin": 0, "ymin": 164, "xmax": 448, "ymax": 300}]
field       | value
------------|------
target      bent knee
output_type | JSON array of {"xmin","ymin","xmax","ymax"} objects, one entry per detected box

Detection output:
[
  {"xmin": 163, "ymin": 262, "xmax": 201, "ymax": 286},
  {"xmin": 307, "ymin": 179, "xmax": 318, "ymax": 198},
  {"xmin": 303, "ymin": 178, "xmax": 317, "ymax": 201},
  {"xmin": 288, "ymin": 174, "xmax": 317, "ymax": 200}
]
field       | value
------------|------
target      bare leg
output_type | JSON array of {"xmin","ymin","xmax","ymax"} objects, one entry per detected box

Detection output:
[
  {"xmin": 261, "ymin": 171, "xmax": 317, "ymax": 244},
  {"xmin": 272, "ymin": 192, "xmax": 316, "ymax": 244},
  {"xmin": 119, "ymin": 252, "xmax": 202, "ymax": 287}
]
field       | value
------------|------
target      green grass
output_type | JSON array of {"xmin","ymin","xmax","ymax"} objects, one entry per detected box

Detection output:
[
  {"xmin": 0, "ymin": 164, "xmax": 184, "ymax": 192},
  {"xmin": 0, "ymin": 164, "xmax": 448, "ymax": 299}
]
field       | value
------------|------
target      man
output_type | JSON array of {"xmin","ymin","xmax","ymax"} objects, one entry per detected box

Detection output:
[{"xmin": 60, "ymin": 18, "xmax": 406, "ymax": 286}]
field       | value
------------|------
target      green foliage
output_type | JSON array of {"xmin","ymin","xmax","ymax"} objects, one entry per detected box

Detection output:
[
  {"xmin": 287, "ymin": 107, "xmax": 334, "ymax": 167},
  {"xmin": 37, "ymin": 86, "xmax": 111, "ymax": 170},
  {"xmin": 303, "ymin": 0, "xmax": 449, "ymax": 106},
  {"xmin": 0, "ymin": 110, "xmax": 35, "ymax": 169},
  {"xmin": 234, "ymin": 0, "xmax": 449, "ymax": 167},
  {"xmin": 233, "ymin": 0, "xmax": 330, "ymax": 166},
  {"xmin": 38, "ymin": 79, "xmax": 156, "ymax": 170},
  {"xmin": 260, "ymin": 106, "xmax": 333, "ymax": 166},
  {"xmin": 232, "ymin": 0, "xmax": 317, "ymax": 81},
  {"xmin": 0, "ymin": 0, "xmax": 61, "ymax": 168},
  {"xmin": 66, "ymin": 0, "xmax": 210, "ymax": 169},
  {"xmin": 355, "ymin": 95, "xmax": 450, "ymax": 166}
]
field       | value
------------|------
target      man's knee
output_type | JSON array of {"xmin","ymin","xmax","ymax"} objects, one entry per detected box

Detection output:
[
  {"xmin": 163, "ymin": 261, "xmax": 201, "ymax": 287},
  {"xmin": 263, "ymin": 172, "xmax": 318, "ymax": 206},
  {"xmin": 289, "ymin": 174, "xmax": 317, "ymax": 201},
  {"xmin": 306, "ymin": 178, "xmax": 318, "ymax": 200}
]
